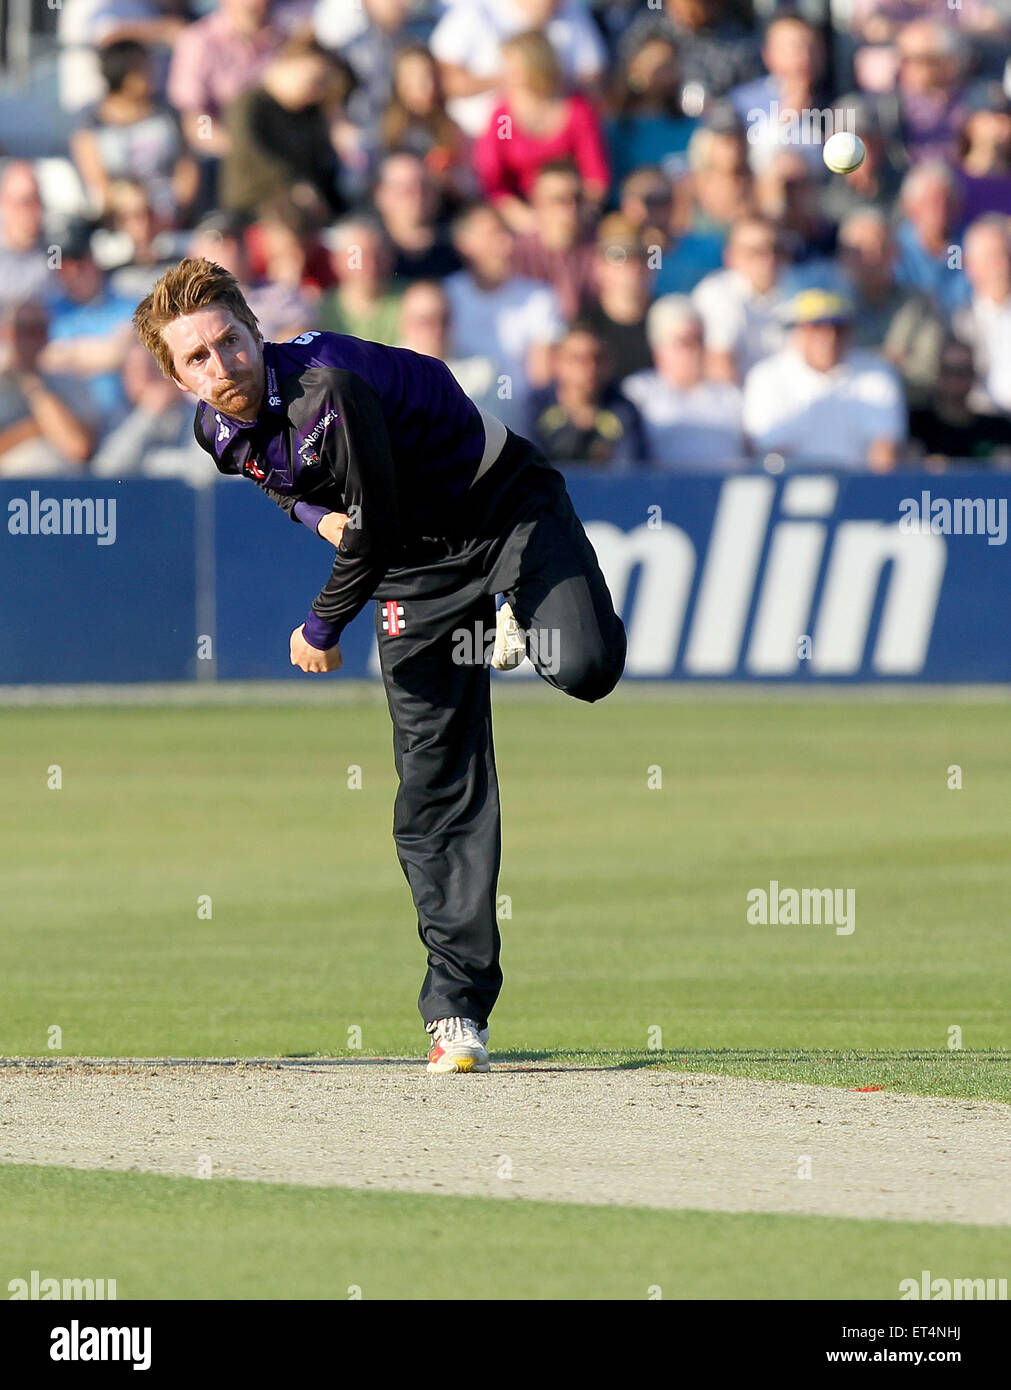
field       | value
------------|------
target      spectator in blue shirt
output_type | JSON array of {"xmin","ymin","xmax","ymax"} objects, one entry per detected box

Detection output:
[
  {"xmin": 729, "ymin": 12, "xmax": 830, "ymax": 176},
  {"xmin": 605, "ymin": 29, "xmax": 697, "ymax": 193},
  {"xmin": 618, "ymin": 167, "xmax": 724, "ymax": 295},
  {"xmin": 894, "ymin": 160, "xmax": 972, "ymax": 314},
  {"xmin": 41, "ymin": 219, "xmax": 136, "ymax": 422}
]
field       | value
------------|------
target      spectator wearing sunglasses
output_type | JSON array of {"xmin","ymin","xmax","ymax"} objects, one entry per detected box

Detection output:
[{"xmin": 527, "ymin": 322, "xmax": 647, "ymax": 467}]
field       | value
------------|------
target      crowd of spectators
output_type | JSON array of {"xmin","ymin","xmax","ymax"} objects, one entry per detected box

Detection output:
[{"xmin": 3, "ymin": 0, "xmax": 1011, "ymax": 479}]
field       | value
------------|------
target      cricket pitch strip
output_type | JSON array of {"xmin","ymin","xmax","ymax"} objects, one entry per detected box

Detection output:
[{"xmin": 1, "ymin": 1061, "xmax": 1007, "ymax": 1226}]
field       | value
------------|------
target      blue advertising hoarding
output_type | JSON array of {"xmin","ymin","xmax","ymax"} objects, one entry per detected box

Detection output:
[
  {"xmin": 0, "ymin": 479, "xmax": 197, "ymax": 684},
  {"xmin": 2, "ymin": 471, "xmax": 1008, "ymax": 684}
]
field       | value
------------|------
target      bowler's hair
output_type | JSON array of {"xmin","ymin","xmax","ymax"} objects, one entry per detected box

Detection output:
[{"xmin": 132, "ymin": 257, "xmax": 260, "ymax": 381}]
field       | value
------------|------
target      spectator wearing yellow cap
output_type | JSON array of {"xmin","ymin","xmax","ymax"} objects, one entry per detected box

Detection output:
[{"xmin": 742, "ymin": 288, "xmax": 907, "ymax": 471}]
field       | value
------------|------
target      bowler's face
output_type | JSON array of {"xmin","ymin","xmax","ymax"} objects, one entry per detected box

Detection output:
[{"xmin": 162, "ymin": 305, "xmax": 264, "ymax": 420}]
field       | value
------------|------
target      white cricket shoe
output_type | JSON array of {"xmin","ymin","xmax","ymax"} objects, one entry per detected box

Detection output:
[
  {"xmin": 491, "ymin": 600, "xmax": 526, "ymax": 670},
  {"xmin": 426, "ymin": 1017, "xmax": 491, "ymax": 1073}
]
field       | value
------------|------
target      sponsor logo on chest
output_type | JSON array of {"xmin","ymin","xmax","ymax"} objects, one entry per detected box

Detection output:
[{"xmin": 298, "ymin": 410, "xmax": 341, "ymax": 466}]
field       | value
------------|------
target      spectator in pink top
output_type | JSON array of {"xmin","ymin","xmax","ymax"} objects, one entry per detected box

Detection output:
[
  {"xmin": 474, "ymin": 30, "xmax": 609, "ymax": 236},
  {"xmin": 167, "ymin": 0, "xmax": 284, "ymax": 158}
]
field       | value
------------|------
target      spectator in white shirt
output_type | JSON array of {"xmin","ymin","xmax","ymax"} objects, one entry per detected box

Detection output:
[
  {"xmin": 430, "ymin": 0, "xmax": 607, "ymax": 139},
  {"xmin": 743, "ymin": 288, "xmax": 907, "ymax": 471},
  {"xmin": 444, "ymin": 202, "xmax": 565, "ymax": 431},
  {"xmin": 621, "ymin": 295, "xmax": 745, "ymax": 469},
  {"xmin": 952, "ymin": 214, "xmax": 1011, "ymax": 414},
  {"xmin": 691, "ymin": 214, "xmax": 789, "ymax": 382}
]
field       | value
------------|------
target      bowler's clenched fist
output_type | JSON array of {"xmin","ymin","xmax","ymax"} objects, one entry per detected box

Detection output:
[
  {"xmin": 289, "ymin": 624, "xmax": 343, "ymax": 673},
  {"xmin": 317, "ymin": 511, "xmax": 350, "ymax": 546}
]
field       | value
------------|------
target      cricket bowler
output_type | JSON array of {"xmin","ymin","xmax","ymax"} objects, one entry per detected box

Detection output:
[{"xmin": 133, "ymin": 258, "xmax": 627, "ymax": 1073}]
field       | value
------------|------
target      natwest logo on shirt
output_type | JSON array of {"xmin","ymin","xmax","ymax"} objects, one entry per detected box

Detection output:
[{"xmin": 298, "ymin": 410, "xmax": 341, "ymax": 461}]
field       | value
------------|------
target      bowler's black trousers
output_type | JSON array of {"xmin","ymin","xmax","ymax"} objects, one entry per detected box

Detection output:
[{"xmin": 371, "ymin": 429, "xmax": 627, "ymax": 1031}]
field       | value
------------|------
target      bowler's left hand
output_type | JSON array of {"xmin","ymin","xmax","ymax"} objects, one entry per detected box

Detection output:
[{"xmin": 289, "ymin": 625, "xmax": 343, "ymax": 673}]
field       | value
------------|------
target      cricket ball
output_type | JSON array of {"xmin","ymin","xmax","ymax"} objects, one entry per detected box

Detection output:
[{"xmin": 822, "ymin": 131, "xmax": 866, "ymax": 175}]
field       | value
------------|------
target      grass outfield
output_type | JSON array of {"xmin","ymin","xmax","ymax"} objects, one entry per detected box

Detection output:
[
  {"xmin": 1, "ymin": 699, "xmax": 1008, "ymax": 1098},
  {"xmin": 2, "ymin": 1163, "xmax": 1008, "ymax": 1301}
]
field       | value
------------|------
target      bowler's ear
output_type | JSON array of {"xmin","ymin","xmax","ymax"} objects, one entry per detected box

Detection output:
[{"xmin": 172, "ymin": 372, "xmax": 190, "ymax": 394}]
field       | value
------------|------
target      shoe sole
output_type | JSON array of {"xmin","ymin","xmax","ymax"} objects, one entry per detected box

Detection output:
[{"xmin": 426, "ymin": 1055, "xmax": 491, "ymax": 1074}]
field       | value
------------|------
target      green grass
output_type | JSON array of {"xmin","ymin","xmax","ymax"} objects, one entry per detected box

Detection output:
[
  {"xmin": 494, "ymin": 1049, "xmax": 1011, "ymax": 1103},
  {"xmin": 2, "ymin": 700, "xmax": 1008, "ymax": 1100},
  {"xmin": 1, "ymin": 1162, "xmax": 1007, "ymax": 1301}
]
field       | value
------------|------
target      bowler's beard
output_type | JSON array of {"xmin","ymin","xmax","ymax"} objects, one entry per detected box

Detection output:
[{"xmin": 209, "ymin": 363, "xmax": 264, "ymax": 421}]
